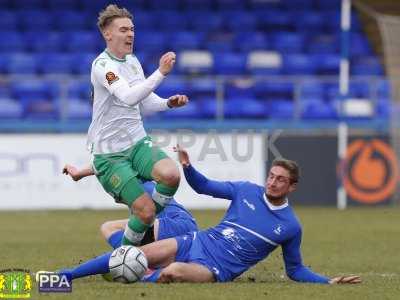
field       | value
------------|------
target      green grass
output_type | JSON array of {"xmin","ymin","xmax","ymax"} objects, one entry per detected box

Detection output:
[{"xmin": 1, "ymin": 207, "xmax": 399, "ymax": 300}]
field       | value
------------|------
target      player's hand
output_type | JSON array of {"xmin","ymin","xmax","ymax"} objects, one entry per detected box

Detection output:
[
  {"xmin": 168, "ymin": 95, "xmax": 189, "ymax": 108},
  {"xmin": 329, "ymin": 275, "xmax": 362, "ymax": 284},
  {"xmin": 62, "ymin": 164, "xmax": 82, "ymax": 181},
  {"xmin": 173, "ymin": 144, "xmax": 190, "ymax": 168},
  {"xmin": 159, "ymin": 52, "xmax": 176, "ymax": 75}
]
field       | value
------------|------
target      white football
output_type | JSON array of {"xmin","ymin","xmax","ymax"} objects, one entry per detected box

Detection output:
[{"xmin": 108, "ymin": 245, "xmax": 148, "ymax": 283}]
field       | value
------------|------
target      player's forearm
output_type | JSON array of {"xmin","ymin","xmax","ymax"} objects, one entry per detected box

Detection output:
[
  {"xmin": 79, "ymin": 166, "xmax": 95, "ymax": 178},
  {"xmin": 183, "ymin": 165, "xmax": 233, "ymax": 199},
  {"xmin": 287, "ymin": 266, "xmax": 329, "ymax": 284},
  {"xmin": 114, "ymin": 70, "xmax": 165, "ymax": 106},
  {"xmin": 141, "ymin": 93, "xmax": 169, "ymax": 114}
]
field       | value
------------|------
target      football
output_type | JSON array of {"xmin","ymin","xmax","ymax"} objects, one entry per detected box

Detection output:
[{"xmin": 108, "ymin": 245, "xmax": 148, "ymax": 283}]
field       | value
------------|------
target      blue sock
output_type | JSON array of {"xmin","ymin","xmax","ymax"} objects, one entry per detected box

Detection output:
[
  {"xmin": 141, "ymin": 268, "xmax": 162, "ymax": 283},
  {"xmin": 107, "ymin": 230, "xmax": 124, "ymax": 249},
  {"xmin": 60, "ymin": 252, "xmax": 111, "ymax": 280}
]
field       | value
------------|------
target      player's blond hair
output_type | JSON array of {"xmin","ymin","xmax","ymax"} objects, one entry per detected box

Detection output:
[{"xmin": 97, "ymin": 4, "xmax": 132, "ymax": 31}]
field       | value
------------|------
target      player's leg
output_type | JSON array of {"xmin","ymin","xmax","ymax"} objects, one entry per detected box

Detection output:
[
  {"xmin": 132, "ymin": 137, "xmax": 180, "ymax": 214},
  {"xmin": 158, "ymin": 262, "xmax": 215, "ymax": 283},
  {"xmin": 93, "ymin": 154, "xmax": 156, "ymax": 246}
]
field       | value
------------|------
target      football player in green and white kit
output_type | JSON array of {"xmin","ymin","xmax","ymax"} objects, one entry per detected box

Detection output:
[{"xmin": 88, "ymin": 4, "xmax": 188, "ymax": 246}]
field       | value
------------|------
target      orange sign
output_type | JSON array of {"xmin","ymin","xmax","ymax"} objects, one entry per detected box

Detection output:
[{"xmin": 342, "ymin": 139, "xmax": 399, "ymax": 204}]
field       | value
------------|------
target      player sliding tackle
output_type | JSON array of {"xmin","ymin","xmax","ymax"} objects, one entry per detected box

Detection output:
[
  {"xmin": 88, "ymin": 4, "xmax": 188, "ymax": 247},
  {"xmin": 51, "ymin": 145, "xmax": 361, "ymax": 285}
]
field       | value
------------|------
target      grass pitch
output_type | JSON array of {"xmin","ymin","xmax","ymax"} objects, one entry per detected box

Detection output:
[{"xmin": 1, "ymin": 207, "xmax": 399, "ymax": 300}]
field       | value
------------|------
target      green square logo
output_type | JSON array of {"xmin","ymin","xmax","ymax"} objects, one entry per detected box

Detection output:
[{"xmin": 0, "ymin": 269, "xmax": 31, "ymax": 299}]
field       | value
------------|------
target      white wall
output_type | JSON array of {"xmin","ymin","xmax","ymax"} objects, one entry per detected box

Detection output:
[{"xmin": 0, "ymin": 133, "xmax": 264, "ymax": 210}]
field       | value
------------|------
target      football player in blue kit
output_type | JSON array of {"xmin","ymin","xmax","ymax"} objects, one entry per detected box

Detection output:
[{"xmin": 48, "ymin": 146, "xmax": 360, "ymax": 285}]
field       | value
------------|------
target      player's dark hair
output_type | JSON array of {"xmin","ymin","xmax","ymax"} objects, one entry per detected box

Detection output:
[
  {"xmin": 97, "ymin": 4, "xmax": 133, "ymax": 31},
  {"xmin": 271, "ymin": 158, "xmax": 300, "ymax": 183}
]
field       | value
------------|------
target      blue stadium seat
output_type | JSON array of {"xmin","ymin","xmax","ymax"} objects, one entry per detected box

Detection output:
[
  {"xmin": 266, "ymin": 100, "xmax": 294, "ymax": 119},
  {"xmin": 300, "ymin": 81, "xmax": 325, "ymax": 100},
  {"xmin": 6, "ymin": 54, "xmax": 38, "ymax": 75},
  {"xmin": 0, "ymin": 85, "xmax": 9, "ymax": 98},
  {"xmin": 247, "ymin": 51, "xmax": 282, "ymax": 75},
  {"xmin": 258, "ymin": 11, "xmax": 293, "ymax": 31},
  {"xmin": 307, "ymin": 34, "xmax": 338, "ymax": 54},
  {"xmin": 189, "ymin": 79, "xmax": 217, "ymax": 100},
  {"xmin": 313, "ymin": 54, "xmax": 340, "ymax": 75},
  {"xmin": 188, "ymin": 12, "xmax": 224, "ymax": 32},
  {"xmin": 68, "ymin": 81, "xmax": 92, "ymax": 100},
  {"xmin": 271, "ymin": 32, "xmax": 304, "ymax": 53},
  {"xmin": 323, "ymin": 11, "xmax": 341, "ymax": 32},
  {"xmin": 66, "ymin": 31, "xmax": 98, "ymax": 53},
  {"xmin": 73, "ymin": 53, "xmax": 97, "ymax": 75},
  {"xmin": 254, "ymin": 81, "xmax": 294, "ymax": 101},
  {"xmin": 136, "ymin": 31, "xmax": 167, "ymax": 53},
  {"xmin": 249, "ymin": 0, "xmax": 280, "ymax": 10},
  {"xmin": 157, "ymin": 79, "xmax": 188, "ymax": 98},
  {"xmin": 155, "ymin": 11, "xmax": 190, "ymax": 31},
  {"xmin": 205, "ymin": 32, "xmax": 234, "ymax": 52},
  {"xmin": 225, "ymin": 98, "xmax": 267, "ymax": 119},
  {"xmin": 54, "ymin": 11, "xmax": 90, "ymax": 31},
  {"xmin": 26, "ymin": 31, "xmax": 63, "ymax": 53},
  {"xmin": 15, "ymin": 0, "xmax": 45, "ymax": 9},
  {"xmin": 65, "ymin": 99, "xmax": 92, "ymax": 120},
  {"xmin": 216, "ymin": 0, "xmax": 246, "ymax": 10},
  {"xmin": 294, "ymin": 12, "xmax": 325, "ymax": 33},
  {"xmin": 11, "ymin": 81, "xmax": 60, "ymax": 119},
  {"xmin": 350, "ymin": 33, "xmax": 372, "ymax": 56},
  {"xmin": 183, "ymin": 0, "xmax": 214, "ymax": 10},
  {"xmin": 0, "ymin": 12, "xmax": 18, "ymax": 31},
  {"xmin": 283, "ymin": 54, "xmax": 316, "ymax": 75},
  {"xmin": 281, "ymin": 0, "xmax": 315, "ymax": 10},
  {"xmin": 213, "ymin": 52, "xmax": 247, "ymax": 75},
  {"xmin": 38, "ymin": 53, "xmax": 74, "ymax": 74},
  {"xmin": 178, "ymin": 50, "xmax": 213, "ymax": 75},
  {"xmin": 47, "ymin": 0, "xmax": 80, "ymax": 10},
  {"xmin": 234, "ymin": 32, "xmax": 268, "ymax": 52},
  {"xmin": 0, "ymin": 32, "xmax": 24, "ymax": 52},
  {"xmin": 225, "ymin": 12, "xmax": 257, "ymax": 32},
  {"xmin": 301, "ymin": 99, "xmax": 338, "ymax": 119},
  {"xmin": 80, "ymin": 0, "xmax": 112, "ymax": 11},
  {"xmin": 132, "ymin": 12, "xmax": 158, "ymax": 31},
  {"xmin": 351, "ymin": 56, "xmax": 384, "ymax": 76},
  {"xmin": 316, "ymin": 0, "xmax": 341, "ymax": 11},
  {"xmin": 169, "ymin": 31, "xmax": 204, "ymax": 51},
  {"xmin": 225, "ymin": 79, "xmax": 255, "ymax": 100},
  {"xmin": 160, "ymin": 101, "xmax": 200, "ymax": 119},
  {"xmin": 0, "ymin": 98, "xmax": 23, "ymax": 119},
  {"xmin": 148, "ymin": 0, "xmax": 181, "ymax": 10},
  {"xmin": 376, "ymin": 79, "xmax": 391, "ymax": 102},
  {"xmin": 198, "ymin": 98, "xmax": 217, "ymax": 118},
  {"xmin": 18, "ymin": 10, "xmax": 54, "ymax": 31}
]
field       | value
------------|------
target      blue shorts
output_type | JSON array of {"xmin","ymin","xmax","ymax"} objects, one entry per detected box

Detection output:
[
  {"xmin": 174, "ymin": 232, "xmax": 230, "ymax": 282},
  {"xmin": 157, "ymin": 214, "xmax": 197, "ymax": 241}
]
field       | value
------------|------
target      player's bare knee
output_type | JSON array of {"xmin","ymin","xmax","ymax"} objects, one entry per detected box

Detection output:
[
  {"xmin": 137, "ymin": 204, "xmax": 156, "ymax": 225},
  {"xmin": 100, "ymin": 221, "xmax": 113, "ymax": 238},
  {"xmin": 162, "ymin": 263, "xmax": 185, "ymax": 281}
]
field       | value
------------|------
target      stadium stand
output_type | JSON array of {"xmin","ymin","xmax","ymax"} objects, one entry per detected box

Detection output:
[{"xmin": 0, "ymin": 0, "xmax": 389, "ymax": 123}]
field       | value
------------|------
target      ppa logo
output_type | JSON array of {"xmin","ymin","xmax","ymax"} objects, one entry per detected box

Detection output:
[
  {"xmin": 341, "ymin": 139, "xmax": 399, "ymax": 204},
  {"xmin": 37, "ymin": 273, "xmax": 72, "ymax": 293}
]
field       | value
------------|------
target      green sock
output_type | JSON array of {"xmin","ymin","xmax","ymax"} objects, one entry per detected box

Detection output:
[
  {"xmin": 122, "ymin": 215, "xmax": 150, "ymax": 246},
  {"xmin": 151, "ymin": 183, "xmax": 178, "ymax": 213}
]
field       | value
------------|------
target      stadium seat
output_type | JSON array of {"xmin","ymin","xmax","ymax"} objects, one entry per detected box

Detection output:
[
  {"xmin": 0, "ymin": 98, "xmax": 23, "ymax": 119},
  {"xmin": 283, "ymin": 54, "xmax": 317, "ymax": 75},
  {"xmin": 66, "ymin": 31, "xmax": 99, "ymax": 53},
  {"xmin": 307, "ymin": 34, "xmax": 338, "ymax": 54},
  {"xmin": 225, "ymin": 12, "xmax": 257, "ymax": 32},
  {"xmin": 148, "ymin": 0, "xmax": 181, "ymax": 10},
  {"xmin": 0, "ymin": 32, "xmax": 24, "ymax": 52},
  {"xmin": 0, "ymin": 12, "xmax": 18, "ymax": 31},
  {"xmin": 258, "ymin": 11, "xmax": 294, "ymax": 31},
  {"xmin": 26, "ymin": 31, "xmax": 63, "ymax": 53},
  {"xmin": 301, "ymin": 99, "xmax": 338, "ymax": 119},
  {"xmin": 72, "ymin": 53, "xmax": 97, "ymax": 75},
  {"xmin": 160, "ymin": 101, "xmax": 200, "ymax": 119},
  {"xmin": 225, "ymin": 79, "xmax": 255, "ymax": 100},
  {"xmin": 169, "ymin": 31, "xmax": 204, "ymax": 51},
  {"xmin": 14, "ymin": 0, "xmax": 45, "ymax": 9},
  {"xmin": 351, "ymin": 56, "xmax": 384, "ymax": 76},
  {"xmin": 68, "ymin": 81, "xmax": 92, "ymax": 100},
  {"xmin": 132, "ymin": 12, "xmax": 158, "ymax": 31},
  {"xmin": 271, "ymin": 32, "xmax": 305, "ymax": 53},
  {"xmin": 157, "ymin": 79, "xmax": 188, "ymax": 99},
  {"xmin": 188, "ymin": 78, "xmax": 217, "ymax": 100},
  {"xmin": 183, "ymin": 0, "xmax": 214, "ymax": 10},
  {"xmin": 266, "ymin": 100, "xmax": 294, "ymax": 119},
  {"xmin": 6, "ymin": 54, "xmax": 38, "ymax": 75},
  {"xmin": 47, "ymin": 0, "xmax": 80, "ymax": 10},
  {"xmin": 213, "ymin": 52, "xmax": 247, "ymax": 75},
  {"xmin": 18, "ymin": 10, "xmax": 54, "ymax": 31},
  {"xmin": 155, "ymin": 11, "xmax": 190, "ymax": 31},
  {"xmin": 254, "ymin": 81, "xmax": 294, "ymax": 101},
  {"xmin": 280, "ymin": 0, "xmax": 315, "ymax": 10},
  {"xmin": 205, "ymin": 32, "xmax": 235, "ymax": 52},
  {"xmin": 136, "ymin": 31, "xmax": 167, "ymax": 53},
  {"xmin": 198, "ymin": 98, "xmax": 218, "ymax": 119},
  {"xmin": 294, "ymin": 12, "xmax": 325, "ymax": 33},
  {"xmin": 234, "ymin": 32, "xmax": 269, "ymax": 52},
  {"xmin": 65, "ymin": 99, "xmax": 92, "ymax": 120},
  {"xmin": 300, "ymin": 81, "xmax": 325, "ymax": 100},
  {"xmin": 247, "ymin": 51, "xmax": 282, "ymax": 75},
  {"xmin": 38, "ymin": 53, "xmax": 74, "ymax": 74},
  {"xmin": 216, "ymin": 0, "xmax": 246, "ymax": 10},
  {"xmin": 11, "ymin": 81, "xmax": 60, "ymax": 100},
  {"xmin": 188, "ymin": 13, "xmax": 224, "ymax": 32},
  {"xmin": 178, "ymin": 50, "xmax": 213, "ymax": 75},
  {"xmin": 313, "ymin": 54, "xmax": 340, "ymax": 75},
  {"xmin": 376, "ymin": 79, "xmax": 391, "ymax": 102},
  {"xmin": 54, "ymin": 11, "xmax": 90, "ymax": 31},
  {"xmin": 225, "ymin": 98, "xmax": 267, "ymax": 119},
  {"xmin": 350, "ymin": 33, "xmax": 372, "ymax": 56}
]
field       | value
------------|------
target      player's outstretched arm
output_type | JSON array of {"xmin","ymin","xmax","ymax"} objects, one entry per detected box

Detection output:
[
  {"xmin": 62, "ymin": 164, "xmax": 94, "ymax": 181},
  {"xmin": 329, "ymin": 275, "xmax": 361, "ymax": 284},
  {"xmin": 173, "ymin": 144, "xmax": 236, "ymax": 200}
]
